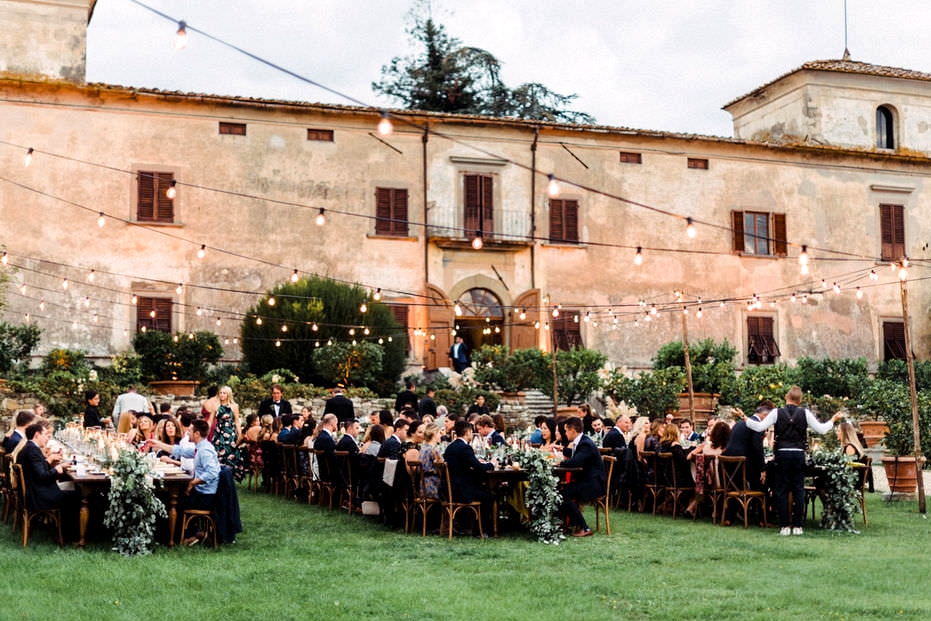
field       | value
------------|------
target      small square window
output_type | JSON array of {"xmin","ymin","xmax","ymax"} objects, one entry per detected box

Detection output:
[
  {"xmin": 307, "ymin": 128, "xmax": 334, "ymax": 142},
  {"xmin": 218, "ymin": 122, "xmax": 247, "ymax": 135},
  {"xmin": 136, "ymin": 296, "xmax": 173, "ymax": 333},
  {"xmin": 687, "ymin": 158, "xmax": 709, "ymax": 170},
  {"xmin": 619, "ymin": 151, "xmax": 642, "ymax": 164}
]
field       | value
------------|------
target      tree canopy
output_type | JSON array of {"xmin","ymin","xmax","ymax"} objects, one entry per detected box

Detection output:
[{"xmin": 372, "ymin": 3, "xmax": 595, "ymax": 124}]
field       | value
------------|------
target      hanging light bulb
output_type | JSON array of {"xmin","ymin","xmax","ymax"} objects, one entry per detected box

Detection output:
[
  {"xmin": 856, "ymin": 286, "xmax": 863, "ymax": 299},
  {"xmin": 83, "ymin": 297, "xmax": 90, "ymax": 308},
  {"xmin": 131, "ymin": 294, "xmax": 137, "ymax": 305},
  {"xmin": 573, "ymin": 314, "xmax": 579, "ymax": 323},
  {"xmin": 802, "ymin": 294, "xmax": 808, "ymax": 304},
  {"xmin": 547, "ymin": 174, "xmax": 560, "ymax": 197},
  {"xmin": 686, "ymin": 217, "xmax": 696, "ymax": 238},
  {"xmin": 176, "ymin": 283, "xmax": 183, "ymax": 295},
  {"xmin": 869, "ymin": 269, "xmax": 878, "ymax": 281},
  {"xmin": 216, "ymin": 317, "xmax": 222, "ymax": 327},
  {"xmin": 899, "ymin": 266, "xmax": 908, "ymax": 281},
  {"xmin": 97, "ymin": 212, "xmax": 106, "ymax": 228},
  {"xmin": 175, "ymin": 20, "xmax": 188, "ymax": 49},
  {"xmin": 197, "ymin": 244, "xmax": 206, "ymax": 259},
  {"xmin": 682, "ymin": 307, "xmax": 688, "ymax": 316},
  {"xmin": 315, "ymin": 208, "xmax": 326, "ymax": 226},
  {"xmin": 233, "ymin": 337, "xmax": 238, "ymax": 344},
  {"xmin": 196, "ymin": 307, "xmax": 203, "ymax": 317},
  {"xmin": 377, "ymin": 110, "xmax": 393, "ymax": 136},
  {"xmin": 267, "ymin": 296, "xmax": 276, "ymax": 307},
  {"xmin": 87, "ymin": 269, "xmax": 95, "ymax": 283},
  {"xmin": 39, "ymin": 300, "xmax": 45, "ymax": 311},
  {"xmin": 224, "ymin": 338, "xmax": 230, "ymax": 345},
  {"xmin": 634, "ymin": 246, "xmax": 643, "ymax": 266},
  {"xmin": 327, "ymin": 338, "xmax": 333, "ymax": 346},
  {"xmin": 348, "ymin": 328, "xmax": 355, "ymax": 336},
  {"xmin": 650, "ymin": 304, "xmax": 657, "ymax": 316},
  {"xmin": 552, "ymin": 307, "xmax": 560, "ymax": 318},
  {"xmin": 256, "ymin": 316, "xmax": 263, "ymax": 325},
  {"xmin": 696, "ymin": 307, "xmax": 703, "ymax": 318},
  {"xmin": 275, "ymin": 339, "xmax": 281, "ymax": 347},
  {"xmin": 534, "ymin": 320, "xmax": 540, "ymax": 329},
  {"xmin": 360, "ymin": 302, "xmax": 368, "ymax": 313},
  {"xmin": 124, "ymin": 329, "xmax": 129, "ymax": 337},
  {"xmin": 166, "ymin": 179, "xmax": 177, "ymax": 199},
  {"xmin": 373, "ymin": 288, "xmax": 382, "ymax": 301},
  {"xmin": 832, "ymin": 282, "xmax": 840, "ymax": 294},
  {"xmin": 364, "ymin": 327, "xmax": 370, "ymax": 335},
  {"xmin": 316, "ymin": 340, "xmax": 322, "ymax": 347},
  {"xmin": 790, "ymin": 292, "xmax": 797, "ymax": 303},
  {"xmin": 519, "ymin": 309, "xmax": 527, "ymax": 321},
  {"xmin": 454, "ymin": 303, "xmax": 462, "ymax": 316},
  {"xmin": 821, "ymin": 279, "xmax": 827, "ymax": 290},
  {"xmin": 140, "ymin": 325, "xmax": 147, "ymax": 333},
  {"xmin": 92, "ymin": 313, "xmax": 99, "ymax": 323},
  {"xmin": 544, "ymin": 322, "xmax": 550, "ymax": 331},
  {"xmin": 281, "ymin": 324, "xmax": 288, "ymax": 332},
  {"xmin": 24, "ymin": 147, "xmax": 34, "ymax": 167},
  {"xmin": 24, "ymin": 313, "xmax": 30, "ymax": 323},
  {"xmin": 62, "ymin": 278, "xmax": 69, "ymax": 290},
  {"xmin": 0, "ymin": 252, "xmax": 7, "ymax": 266},
  {"xmin": 801, "ymin": 263, "xmax": 809, "ymax": 276},
  {"xmin": 312, "ymin": 323, "xmax": 318, "ymax": 331},
  {"xmin": 471, "ymin": 232, "xmax": 484, "ymax": 250},
  {"xmin": 634, "ymin": 319, "xmax": 640, "ymax": 327},
  {"xmin": 719, "ymin": 300, "xmax": 725, "ymax": 308},
  {"xmin": 798, "ymin": 245, "xmax": 809, "ymax": 266},
  {"xmin": 378, "ymin": 338, "xmax": 384, "ymax": 345},
  {"xmin": 291, "ymin": 269, "xmax": 299, "ymax": 283}
]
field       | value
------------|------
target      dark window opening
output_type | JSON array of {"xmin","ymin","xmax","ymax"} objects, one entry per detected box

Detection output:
[
  {"xmin": 748, "ymin": 316, "xmax": 780, "ymax": 364},
  {"xmin": 883, "ymin": 321, "xmax": 906, "ymax": 361},
  {"xmin": 136, "ymin": 296, "xmax": 172, "ymax": 333},
  {"xmin": 687, "ymin": 158, "xmax": 709, "ymax": 170},
  {"xmin": 876, "ymin": 106, "xmax": 895, "ymax": 149},
  {"xmin": 219, "ymin": 122, "xmax": 247, "ymax": 135},
  {"xmin": 307, "ymin": 128, "xmax": 335, "ymax": 142}
]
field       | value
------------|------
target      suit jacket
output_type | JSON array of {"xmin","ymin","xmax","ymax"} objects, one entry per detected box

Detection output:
[
  {"xmin": 488, "ymin": 431, "xmax": 506, "ymax": 446},
  {"xmin": 449, "ymin": 342, "xmax": 469, "ymax": 370},
  {"xmin": 17, "ymin": 441, "xmax": 65, "ymax": 510},
  {"xmin": 723, "ymin": 419, "xmax": 765, "ymax": 489},
  {"xmin": 418, "ymin": 395, "xmax": 437, "ymax": 417},
  {"xmin": 602, "ymin": 427, "xmax": 627, "ymax": 451},
  {"xmin": 323, "ymin": 394, "xmax": 355, "ymax": 422},
  {"xmin": 336, "ymin": 433, "xmax": 359, "ymax": 455},
  {"xmin": 2, "ymin": 430, "xmax": 23, "ymax": 453},
  {"xmin": 314, "ymin": 429, "xmax": 337, "ymax": 460},
  {"xmin": 443, "ymin": 438, "xmax": 493, "ymax": 503},
  {"xmin": 258, "ymin": 397, "xmax": 292, "ymax": 418},
  {"xmin": 394, "ymin": 390, "xmax": 418, "ymax": 413},
  {"xmin": 560, "ymin": 434, "xmax": 606, "ymax": 502},
  {"xmin": 378, "ymin": 435, "xmax": 402, "ymax": 460}
]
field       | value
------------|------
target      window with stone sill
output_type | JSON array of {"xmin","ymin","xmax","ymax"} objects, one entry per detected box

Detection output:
[
  {"xmin": 732, "ymin": 210, "xmax": 787, "ymax": 256},
  {"xmin": 136, "ymin": 171, "xmax": 175, "ymax": 223}
]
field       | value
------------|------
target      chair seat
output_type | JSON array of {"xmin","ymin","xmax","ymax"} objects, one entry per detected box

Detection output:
[{"xmin": 180, "ymin": 509, "xmax": 217, "ymax": 548}]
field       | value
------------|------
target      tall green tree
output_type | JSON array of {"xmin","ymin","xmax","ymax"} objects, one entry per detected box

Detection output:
[{"xmin": 373, "ymin": 2, "xmax": 594, "ymax": 124}]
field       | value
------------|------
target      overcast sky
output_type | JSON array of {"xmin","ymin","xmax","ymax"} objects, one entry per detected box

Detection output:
[{"xmin": 86, "ymin": 0, "xmax": 931, "ymax": 137}]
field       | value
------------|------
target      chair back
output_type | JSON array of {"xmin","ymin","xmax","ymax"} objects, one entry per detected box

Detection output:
[
  {"xmin": 435, "ymin": 460, "xmax": 452, "ymax": 504},
  {"xmin": 11, "ymin": 463, "xmax": 25, "ymax": 508},
  {"xmin": 851, "ymin": 454, "xmax": 872, "ymax": 493},
  {"xmin": 657, "ymin": 452, "xmax": 675, "ymax": 487},
  {"xmin": 601, "ymin": 455, "xmax": 616, "ymax": 499},
  {"xmin": 407, "ymin": 459, "xmax": 425, "ymax": 500},
  {"xmin": 314, "ymin": 449, "xmax": 336, "ymax": 483},
  {"xmin": 717, "ymin": 455, "xmax": 748, "ymax": 492},
  {"xmin": 640, "ymin": 450, "xmax": 660, "ymax": 487},
  {"xmin": 334, "ymin": 450, "xmax": 353, "ymax": 489}
]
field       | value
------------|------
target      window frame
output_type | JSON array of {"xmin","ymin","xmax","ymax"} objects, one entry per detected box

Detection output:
[
  {"xmin": 218, "ymin": 122, "xmax": 247, "ymax": 135},
  {"xmin": 747, "ymin": 316, "xmax": 780, "ymax": 365},
  {"xmin": 876, "ymin": 105, "xmax": 895, "ymax": 150},
  {"xmin": 463, "ymin": 173, "xmax": 494, "ymax": 239},
  {"xmin": 879, "ymin": 203, "xmax": 905, "ymax": 262},
  {"xmin": 552, "ymin": 312, "xmax": 583, "ymax": 351},
  {"xmin": 732, "ymin": 210, "xmax": 787, "ymax": 256},
  {"xmin": 134, "ymin": 170, "xmax": 176, "ymax": 224},
  {"xmin": 882, "ymin": 321, "xmax": 906, "ymax": 361},
  {"xmin": 136, "ymin": 296, "xmax": 173, "ymax": 333},
  {"xmin": 548, "ymin": 198, "xmax": 580, "ymax": 244},
  {"xmin": 374, "ymin": 187, "xmax": 409, "ymax": 237}
]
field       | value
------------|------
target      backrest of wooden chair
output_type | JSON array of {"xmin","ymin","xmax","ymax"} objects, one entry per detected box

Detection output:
[
  {"xmin": 334, "ymin": 450, "xmax": 352, "ymax": 487},
  {"xmin": 851, "ymin": 455, "xmax": 872, "ymax": 493},
  {"xmin": 407, "ymin": 460, "xmax": 424, "ymax": 499},
  {"xmin": 601, "ymin": 455, "xmax": 616, "ymax": 499},
  {"xmin": 12, "ymin": 463, "xmax": 26, "ymax": 508},
  {"xmin": 279, "ymin": 444, "xmax": 295, "ymax": 477},
  {"xmin": 640, "ymin": 450, "xmax": 660, "ymax": 487},
  {"xmin": 435, "ymin": 460, "xmax": 452, "ymax": 504},
  {"xmin": 314, "ymin": 449, "xmax": 335, "ymax": 483},
  {"xmin": 657, "ymin": 452, "xmax": 674, "ymax": 487},
  {"xmin": 717, "ymin": 455, "xmax": 747, "ymax": 492}
]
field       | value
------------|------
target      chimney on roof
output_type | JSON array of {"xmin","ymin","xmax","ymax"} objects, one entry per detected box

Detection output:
[
  {"xmin": 0, "ymin": 0, "xmax": 96, "ymax": 84},
  {"xmin": 842, "ymin": 48, "xmax": 851, "ymax": 61}
]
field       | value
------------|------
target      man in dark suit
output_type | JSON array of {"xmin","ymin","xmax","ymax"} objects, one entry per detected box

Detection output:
[
  {"xmin": 336, "ymin": 419, "xmax": 361, "ymax": 454},
  {"xmin": 17, "ymin": 421, "xmax": 79, "ymax": 531},
  {"xmin": 448, "ymin": 335, "xmax": 469, "ymax": 373},
  {"xmin": 314, "ymin": 414, "xmax": 338, "ymax": 459},
  {"xmin": 559, "ymin": 416, "xmax": 606, "ymax": 537},
  {"xmin": 723, "ymin": 402, "xmax": 770, "ymax": 491},
  {"xmin": 418, "ymin": 387, "xmax": 437, "ymax": 418},
  {"xmin": 443, "ymin": 419, "xmax": 494, "ymax": 530},
  {"xmin": 257, "ymin": 384, "xmax": 292, "ymax": 419},
  {"xmin": 394, "ymin": 381, "xmax": 418, "ymax": 413},
  {"xmin": 323, "ymin": 385, "xmax": 355, "ymax": 423},
  {"xmin": 378, "ymin": 419, "xmax": 408, "ymax": 460},
  {"xmin": 3, "ymin": 409, "xmax": 36, "ymax": 453},
  {"xmin": 603, "ymin": 414, "xmax": 630, "ymax": 451}
]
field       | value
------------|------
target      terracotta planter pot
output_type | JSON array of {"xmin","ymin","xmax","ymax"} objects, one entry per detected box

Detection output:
[
  {"xmin": 675, "ymin": 392, "xmax": 719, "ymax": 428},
  {"xmin": 858, "ymin": 420, "xmax": 889, "ymax": 448},
  {"xmin": 499, "ymin": 391, "xmax": 526, "ymax": 405},
  {"xmin": 148, "ymin": 380, "xmax": 199, "ymax": 397},
  {"xmin": 880, "ymin": 455, "xmax": 925, "ymax": 497}
]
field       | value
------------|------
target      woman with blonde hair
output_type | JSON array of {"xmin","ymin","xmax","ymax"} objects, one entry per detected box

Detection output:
[
  {"xmin": 211, "ymin": 385, "xmax": 245, "ymax": 480},
  {"xmin": 837, "ymin": 422, "xmax": 866, "ymax": 460}
]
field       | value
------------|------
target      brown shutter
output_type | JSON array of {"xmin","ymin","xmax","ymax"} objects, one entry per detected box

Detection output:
[
  {"xmin": 880, "ymin": 204, "xmax": 904, "ymax": 261},
  {"xmin": 137, "ymin": 172, "xmax": 155, "ymax": 221},
  {"xmin": 564, "ymin": 200, "xmax": 579, "ymax": 242},
  {"xmin": 732, "ymin": 211, "xmax": 745, "ymax": 253},
  {"xmin": 394, "ymin": 189, "xmax": 408, "ymax": 235},
  {"xmin": 772, "ymin": 213, "xmax": 787, "ymax": 256},
  {"xmin": 375, "ymin": 188, "xmax": 408, "ymax": 236},
  {"xmin": 892, "ymin": 205, "xmax": 905, "ymax": 260},
  {"xmin": 136, "ymin": 296, "xmax": 172, "ymax": 333},
  {"xmin": 482, "ymin": 175, "xmax": 494, "ymax": 236},
  {"xmin": 155, "ymin": 173, "xmax": 174, "ymax": 222},
  {"xmin": 464, "ymin": 174, "xmax": 480, "ymax": 235},
  {"xmin": 375, "ymin": 187, "xmax": 392, "ymax": 235},
  {"xmin": 550, "ymin": 199, "xmax": 564, "ymax": 241}
]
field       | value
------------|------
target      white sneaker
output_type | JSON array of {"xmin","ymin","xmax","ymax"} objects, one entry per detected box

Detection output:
[
  {"xmin": 779, "ymin": 527, "xmax": 791, "ymax": 536},
  {"xmin": 792, "ymin": 527, "xmax": 803, "ymax": 536}
]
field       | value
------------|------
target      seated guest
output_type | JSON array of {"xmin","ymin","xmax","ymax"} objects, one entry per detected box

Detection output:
[
  {"xmin": 642, "ymin": 419, "xmax": 664, "ymax": 455},
  {"xmin": 679, "ymin": 420, "xmax": 701, "ymax": 445},
  {"xmin": 538, "ymin": 418, "xmax": 561, "ymax": 453},
  {"xmin": 242, "ymin": 413, "xmax": 262, "ymax": 443},
  {"xmin": 685, "ymin": 418, "xmax": 731, "ymax": 517},
  {"xmin": 589, "ymin": 417, "xmax": 606, "ymax": 446},
  {"xmin": 476, "ymin": 415, "xmax": 505, "ymax": 447},
  {"xmin": 154, "ymin": 416, "xmax": 182, "ymax": 456},
  {"xmin": 4, "ymin": 409, "xmax": 36, "ymax": 452},
  {"xmin": 577, "ymin": 403, "xmax": 599, "ymax": 434},
  {"xmin": 403, "ymin": 420, "xmax": 425, "ymax": 464},
  {"xmin": 379, "ymin": 419, "xmax": 409, "ymax": 459},
  {"xmin": 491, "ymin": 413, "xmax": 507, "ymax": 436},
  {"xmin": 443, "ymin": 419, "xmax": 494, "ymax": 529},
  {"xmin": 337, "ymin": 419, "xmax": 361, "ymax": 454},
  {"xmin": 441, "ymin": 413, "xmax": 458, "ymax": 442},
  {"xmin": 314, "ymin": 414, "xmax": 338, "ymax": 458},
  {"xmin": 362, "ymin": 424, "xmax": 386, "ymax": 456},
  {"xmin": 603, "ymin": 415, "xmax": 630, "ymax": 450},
  {"xmin": 558, "ymin": 416, "xmax": 607, "ymax": 537},
  {"xmin": 135, "ymin": 412, "xmax": 156, "ymax": 446},
  {"xmin": 528, "ymin": 415, "xmax": 548, "ymax": 445},
  {"xmin": 659, "ymin": 422, "xmax": 695, "ymax": 487},
  {"xmin": 181, "ymin": 419, "xmax": 221, "ymax": 546},
  {"xmin": 17, "ymin": 420, "xmax": 80, "ymax": 537},
  {"xmin": 278, "ymin": 414, "xmax": 303, "ymax": 445},
  {"xmin": 299, "ymin": 407, "xmax": 317, "ymax": 444},
  {"xmin": 418, "ymin": 423, "xmax": 443, "ymax": 500},
  {"xmin": 82, "ymin": 390, "xmax": 109, "ymax": 429},
  {"xmin": 837, "ymin": 422, "xmax": 866, "ymax": 460}
]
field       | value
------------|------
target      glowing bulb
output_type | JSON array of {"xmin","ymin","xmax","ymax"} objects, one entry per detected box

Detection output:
[
  {"xmin": 821, "ymin": 279, "xmax": 827, "ymax": 289},
  {"xmin": 547, "ymin": 174, "xmax": 560, "ymax": 197},
  {"xmin": 216, "ymin": 317, "xmax": 222, "ymax": 327},
  {"xmin": 650, "ymin": 304, "xmax": 657, "ymax": 316},
  {"xmin": 378, "ymin": 338, "xmax": 383, "ymax": 345},
  {"xmin": 471, "ymin": 234, "xmax": 483, "ymax": 250},
  {"xmin": 281, "ymin": 324, "xmax": 288, "ymax": 333},
  {"xmin": 92, "ymin": 313, "xmax": 99, "ymax": 323},
  {"xmin": 172, "ymin": 335, "xmax": 179, "ymax": 343},
  {"xmin": 140, "ymin": 325, "xmax": 147, "ymax": 333},
  {"xmin": 197, "ymin": 244, "xmax": 206, "ymax": 259},
  {"xmin": 166, "ymin": 179, "xmax": 177, "ymax": 199},
  {"xmin": 552, "ymin": 307, "xmax": 560, "ymax": 318},
  {"xmin": 364, "ymin": 327, "xmax": 370, "ymax": 335},
  {"xmin": 573, "ymin": 315, "xmax": 579, "ymax": 324},
  {"xmin": 373, "ymin": 288, "xmax": 382, "ymax": 301},
  {"xmin": 349, "ymin": 328, "xmax": 355, "ymax": 336},
  {"xmin": 291, "ymin": 269, "xmax": 299, "ymax": 283},
  {"xmin": 83, "ymin": 297, "xmax": 90, "ymax": 308},
  {"xmin": 196, "ymin": 307, "xmax": 203, "ymax": 317},
  {"xmin": 312, "ymin": 323, "xmax": 318, "ymax": 331},
  {"xmin": 360, "ymin": 302, "xmax": 367, "ymax": 313},
  {"xmin": 175, "ymin": 20, "xmax": 188, "ymax": 49},
  {"xmin": 149, "ymin": 309, "xmax": 156, "ymax": 319},
  {"xmin": 799, "ymin": 245, "xmax": 809, "ymax": 266},
  {"xmin": 634, "ymin": 246, "xmax": 643, "ymax": 266},
  {"xmin": 275, "ymin": 339, "xmax": 281, "ymax": 347},
  {"xmin": 97, "ymin": 212, "xmax": 106, "ymax": 228},
  {"xmin": 584, "ymin": 312, "xmax": 590, "ymax": 322},
  {"xmin": 791, "ymin": 292, "xmax": 797, "ymax": 303},
  {"xmin": 24, "ymin": 313, "xmax": 30, "ymax": 322},
  {"xmin": 454, "ymin": 303, "xmax": 462, "ymax": 316},
  {"xmin": 869, "ymin": 269, "xmax": 878, "ymax": 281},
  {"xmin": 39, "ymin": 300, "xmax": 45, "ymax": 311},
  {"xmin": 176, "ymin": 283, "xmax": 183, "ymax": 295},
  {"xmin": 256, "ymin": 317, "xmax": 263, "ymax": 325},
  {"xmin": 316, "ymin": 341, "xmax": 321, "ymax": 347},
  {"xmin": 131, "ymin": 294, "xmax": 137, "ymax": 305},
  {"xmin": 899, "ymin": 267, "xmax": 908, "ymax": 281},
  {"xmin": 24, "ymin": 147, "xmax": 34, "ymax": 167},
  {"xmin": 0, "ymin": 252, "xmax": 7, "ymax": 266},
  {"xmin": 801, "ymin": 263, "xmax": 809, "ymax": 276},
  {"xmin": 268, "ymin": 297, "xmax": 276, "ymax": 307},
  {"xmin": 802, "ymin": 294, "xmax": 808, "ymax": 304},
  {"xmin": 327, "ymin": 339, "xmax": 333, "ymax": 346},
  {"xmin": 833, "ymin": 282, "xmax": 840, "ymax": 294},
  {"xmin": 377, "ymin": 111, "xmax": 393, "ymax": 136},
  {"xmin": 62, "ymin": 278, "xmax": 69, "ymax": 290},
  {"xmin": 534, "ymin": 321, "xmax": 540, "ymax": 329},
  {"xmin": 87, "ymin": 269, "xmax": 95, "ymax": 283},
  {"xmin": 315, "ymin": 208, "xmax": 326, "ymax": 226},
  {"xmin": 686, "ymin": 217, "xmax": 696, "ymax": 238},
  {"xmin": 682, "ymin": 307, "xmax": 688, "ymax": 316},
  {"xmin": 696, "ymin": 307, "xmax": 703, "ymax": 318},
  {"xmin": 856, "ymin": 287, "xmax": 863, "ymax": 299},
  {"xmin": 519, "ymin": 309, "xmax": 526, "ymax": 321}
]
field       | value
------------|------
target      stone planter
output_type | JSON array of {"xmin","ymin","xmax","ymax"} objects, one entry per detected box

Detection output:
[
  {"xmin": 499, "ymin": 391, "xmax": 526, "ymax": 405},
  {"xmin": 858, "ymin": 420, "xmax": 889, "ymax": 448},
  {"xmin": 880, "ymin": 455, "xmax": 925, "ymax": 498},
  {"xmin": 148, "ymin": 380, "xmax": 199, "ymax": 397}
]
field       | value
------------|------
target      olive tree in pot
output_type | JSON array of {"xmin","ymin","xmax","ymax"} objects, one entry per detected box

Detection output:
[{"xmin": 132, "ymin": 330, "xmax": 223, "ymax": 396}]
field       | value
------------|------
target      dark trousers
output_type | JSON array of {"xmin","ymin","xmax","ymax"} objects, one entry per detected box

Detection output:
[
  {"xmin": 774, "ymin": 450, "xmax": 806, "ymax": 527},
  {"xmin": 180, "ymin": 491, "xmax": 216, "ymax": 536},
  {"xmin": 561, "ymin": 484, "xmax": 589, "ymax": 531}
]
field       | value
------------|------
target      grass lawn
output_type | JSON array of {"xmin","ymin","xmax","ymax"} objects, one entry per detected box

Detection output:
[{"xmin": 1, "ymin": 488, "xmax": 930, "ymax": 621}]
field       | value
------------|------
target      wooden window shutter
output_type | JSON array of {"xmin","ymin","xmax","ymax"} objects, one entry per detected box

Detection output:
[
  {"xmin": 137, "ymin": 172, "xmax": 155, "ymax": 221},
  {"xmin": 136, "ymin": 296, "xmax": 172, "ymax": 333},
  {"xmin": 394, "ymin": 189, "xmax": 408, "ymax": 234},
  {"xmin": 375, "ymin": 188, "xmax": 408, "ymax": 236},
  {"xmin": 155, "ymin": 173, "xmax": 174, "ymax": 222},
  {"xmin": 772, "ymin": 213, "xmax": 787, "ymax": 256},
  {"xmin": 481, "ymin": 175, "xmax": 494, "ymax": 235},
  {"xmin": 550, "ymin": 199, "xmax": 564, "ymax": 241},
  {"xmin": 564, "ymin": 199, "xmax": 579, "ymax": 242},
  {"xmin": 375, "ymin": 188, "xmax": 392, "ymax": 234},
  {"xmin": 464, "ymin": 174, "xmax": 493, "ymax": 237},
  {"xmin": 880, "ymin": 204, "xmax": 905, "ymax": 261},
  {"xmin": 732, "ymin": 210, "xmax": 745, "ymax": 253},
  {"xmin": 464, "ymin": 174, "xmax": 480, "ymax": 235},
  {"xmin": 137, "ymin": 171, "xmax": 174, "ymax": 222}
]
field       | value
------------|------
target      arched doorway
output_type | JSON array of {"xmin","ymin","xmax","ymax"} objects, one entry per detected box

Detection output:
[{"xmin": 454, "ymin": 288, "xmax": 504, "ymax": 353}]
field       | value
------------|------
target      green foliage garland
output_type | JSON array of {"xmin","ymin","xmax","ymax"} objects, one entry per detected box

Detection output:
[
  {"xmin": 508, "ymin": 448, "xmax": 564, "ymax": 545},
  {"xmin": 810, "ymin": 449, "xmax": 860, "ymax": 533},
  {"xmin": 103, "ymin": 450, "xmax": 167, "ymax": 556}
]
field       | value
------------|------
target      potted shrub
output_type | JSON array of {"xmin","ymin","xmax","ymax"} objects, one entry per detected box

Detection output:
[
  {"xmin": 654, "ymin": 338, "xmax": 737, "ymax": 425},
  {"xmin": 604, "ymin": 367, "xmax": 683, "ymax": 420},
  {"xmin": 536, "ymin": 347, "xmax": 607, "ymax": 411},
  {"xmin": 132, "ymin": 330, "xmax": 223, "ymax": 396}
]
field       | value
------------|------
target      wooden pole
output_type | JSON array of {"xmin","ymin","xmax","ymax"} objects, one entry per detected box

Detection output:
[
  {"xmin": 550, "ymin": 313, "xmax": 559, "ymax": 412},
  {"xmin": 899, "ymin": 276, "xmax": 926, "ymax": 513},
  {"xmin": 681, "ymin": 305, "xmax": 695, "ymax": 425}
]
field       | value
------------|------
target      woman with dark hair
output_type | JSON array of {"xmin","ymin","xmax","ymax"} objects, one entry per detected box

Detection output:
[
  {"xmin": 363, "ymin": 424, "xmax": 386, "ymax": 456},
  {"xmin": 539, "ymin": 418, "xmax": 560, "ymax": 452},
  {"xmin": 686, "ymin": 420, "xmax": 732, "ymax": 517},
  {"xmin": 659, "ymin": 422, "xmax": 695, "ymax": 516},
  {"xmin": 82, "ymin": 389, "xmax": 108, "ymax": 428}
]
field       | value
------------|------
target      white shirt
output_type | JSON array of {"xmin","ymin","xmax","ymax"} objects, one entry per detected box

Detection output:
[{"xmin": 745, "ymin": 406, "xmax": 834, "ymax": 450}]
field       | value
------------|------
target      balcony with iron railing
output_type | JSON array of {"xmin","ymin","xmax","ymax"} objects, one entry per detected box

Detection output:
[{"xmin": 427, "ymin": 206, "xmax": 533, "ymax": 249}]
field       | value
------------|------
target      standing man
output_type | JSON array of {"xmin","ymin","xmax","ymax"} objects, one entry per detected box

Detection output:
[
  {"xmin": 181, "ymin": 419, "xmax": 221, "ymax": 546},
  {"xmin": 559, "ymin": 416, "xmax": 606, "ymax": 537},
  {"xmin": 394, "ymin": 381, "xmax": 418, "ymax": 413},
  {"xmin": 418, "ymin": 387, "xmax": 438, "ymax": 419},
  {"xmin": 112, "ymin": 386, "xmax": 154, "ymax": 429},
  {"xmin": 743, "ymin": 386, "xmax": 843, "ymax": 536},
  {"xmin": 323, "ymin": 385, "xmax": 355, "ymax": 424},
  {"xmin": 448, "ymin": 335, "xmax": 469, "ymax": 373},
  {"xmin": 257, "ymin": 384, "xmax": 292, "ymax": 419},
  {"xmin": 466, "ymin": 394, "xmax": 489, "ymax": 417}
]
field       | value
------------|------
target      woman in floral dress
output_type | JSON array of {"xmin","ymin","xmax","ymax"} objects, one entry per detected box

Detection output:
[{"xmin": 212, "ymin": 385, "xmax": 246, "ymax": 481}]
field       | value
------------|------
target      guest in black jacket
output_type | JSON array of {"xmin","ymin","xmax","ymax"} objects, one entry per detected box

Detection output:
[
  {"xmin": 17, "ymin": 421, "xmax": 80, "ymax": 537},
  {"xmin": 336, "ymin": 419, "xmax": 361, "ymax": 454},
  {"xmin": 559, "ymin": 416, "xmax": 606, "ymax": 537},
  {"xmin": 443, "ymin": 419, "xmax": 494, "ymax": 530}
]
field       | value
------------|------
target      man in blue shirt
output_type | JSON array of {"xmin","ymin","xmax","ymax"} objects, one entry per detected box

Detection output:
[{"xmin": 180, "ymin": 419, "xmax": 220, "ymax": 545}]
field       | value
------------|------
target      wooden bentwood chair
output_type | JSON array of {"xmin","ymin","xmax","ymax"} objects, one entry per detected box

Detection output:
[
  {"xmin": 11, "ymin": 463, "xmax": 63, "ymax": 547},
  {"xmin": 435, "ymin": 461, "xmax": 483, "ymax": 540},
  {"xmin": 579, "ymin": 454, "xmax": 615, "ymax": 535},
  {"xmin": 717, "ymin": 455, "xmax": 768, "ymax": 528}
]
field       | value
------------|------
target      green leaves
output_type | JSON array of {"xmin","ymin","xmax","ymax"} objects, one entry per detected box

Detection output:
[{"xmin": 103, "ymin": 450, "xmax": 167, "ymax": 556}]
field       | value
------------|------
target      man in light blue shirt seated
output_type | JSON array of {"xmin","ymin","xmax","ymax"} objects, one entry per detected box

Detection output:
[{"xmin": 180, "ymin": 419, "xmax": 220, "ymax": 545}]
